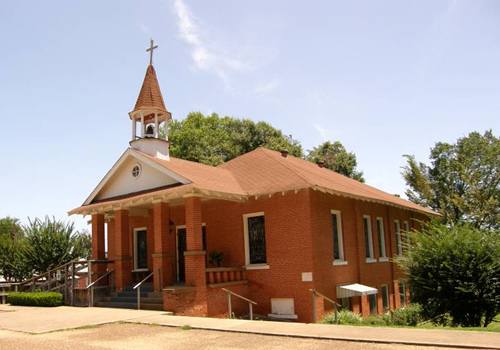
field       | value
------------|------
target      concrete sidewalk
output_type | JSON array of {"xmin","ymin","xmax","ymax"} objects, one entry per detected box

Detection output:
[
  {"xmin": 131, "ymin": 314, "xmax": 500, "ymax": 350},
  {"xmin": 0, "ymin": 304, "xmax": 163, "ymax": 334},
  {"xmin": 1, "ymin": 305, "xmax": 499, "ymax": 349}
]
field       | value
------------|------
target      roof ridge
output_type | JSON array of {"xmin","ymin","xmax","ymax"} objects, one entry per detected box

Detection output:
[{"xmin": 259, "ymin": 148, "xmax": 313, "ymax": 188}]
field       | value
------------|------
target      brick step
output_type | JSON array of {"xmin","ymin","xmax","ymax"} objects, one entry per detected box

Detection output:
[
  {"xmin": 122, "ymin": 282, "xmax": 153, "ymax": 292},
  {"xmin": 101, "ymin": 296, "xmax": 163, "ymax": 304},
  {"xmin": 114, "ymin": 291, "xmax": 160, "ymax": 298},
  {"xmin": 94, "ymin": 301, "xmax": 164, "ymax": 311}
]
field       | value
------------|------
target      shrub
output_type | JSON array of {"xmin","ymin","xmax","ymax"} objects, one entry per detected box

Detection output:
[
  {"xmin": 391, "ymin": 304, "xmax": 423, "ymax": 326},
  {"xmin": 397, "ymin": 222, "xmax": 500, "ymax": 327},
  {"xmin": 7, "ymin": 292, "xmax": 63, "ymax": 307},
  {"xmin": 362, "ymin": 315, "xmax": 387, "ymax": 326},
  {"xmin": 321, "ymin": 310, "xmax": 362, "ymax": 325}
]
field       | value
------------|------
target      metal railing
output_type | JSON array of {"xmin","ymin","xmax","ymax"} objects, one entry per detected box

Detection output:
[
  {"xmin": 221, "ymin": 287, "xmax": 257, "ymax": 320},
  {"xmin": 86, "ymin": 270, "xmax": 114, "ymax": 307},
  {"xmin": 0, "ymin": 259, "xmax": 114, "ymax": 306},
  {"xmin": 310, "ymin": 289, "xmax": 341, "ymax": 323},
  {"xmin": 133, "ymin": 272, "xmax": 154, "ymax": 310}
]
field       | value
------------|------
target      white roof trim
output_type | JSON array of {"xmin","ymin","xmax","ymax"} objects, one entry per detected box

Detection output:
[
  {"xmin": 336, "ymin": 283, "xmax": 378, "ymax": 298},
  {"xmin": 82, "ymin": 148, "xmax": 191, "ymax": 206}
]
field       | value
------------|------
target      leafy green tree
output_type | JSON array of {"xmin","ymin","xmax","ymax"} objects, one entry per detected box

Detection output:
[
  {"xmin": 0, "ymin": 234, "xmax": 31, "ymax": 282},
  {"xmin": 402, "ymin": 130, "xmax": 499, "ymax": 229},
  {"xmin": 167, "ymin": 112, "xmax": 303, "ymax": 166},
  {"xmin": 22, "ymin": 217, "xmax": 91, "ymax": 273},
  {"xmin": 0, "ymin": 216, "xmax": 23, "ymax": 239},
  {"xmin": 397, "ymin": 222, "xmax": 500, "ymax": 327},
  {"xmin": 306, "ymin": 141, "xmax": 365, "ymax": 181},
  {"xmin": 0, "ymin": 217, "xmax": 29, "ymax": 281}
]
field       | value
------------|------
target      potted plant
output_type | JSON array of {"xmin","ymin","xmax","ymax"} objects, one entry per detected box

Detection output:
[{"xmin": 208, "ymin": 251, "xmax": 224, "ymax": 267}]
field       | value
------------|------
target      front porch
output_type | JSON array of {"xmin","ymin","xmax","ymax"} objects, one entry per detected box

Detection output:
[{"xmin": 89, "ymin": 195, "xmax": 249, "ymax": 316}]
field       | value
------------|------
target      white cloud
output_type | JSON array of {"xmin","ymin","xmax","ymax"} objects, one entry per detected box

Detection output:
[{"xmin": 173, "ymin": 0, "xmax": 250, "ymax": 86}]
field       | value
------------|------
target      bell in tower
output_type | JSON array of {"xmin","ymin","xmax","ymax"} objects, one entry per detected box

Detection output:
[{"xmin": 145, "ymin": 124, "xmax": 155, "ymax": 138}]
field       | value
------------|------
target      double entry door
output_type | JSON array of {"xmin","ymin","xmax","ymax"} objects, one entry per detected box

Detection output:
[{"xmin": 176, "ymin": 226, "xmax": 207, "ymax": 283}]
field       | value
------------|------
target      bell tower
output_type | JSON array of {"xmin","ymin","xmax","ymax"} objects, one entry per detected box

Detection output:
[{"xmin": 129, "ymin": 39, "xmax": 172, "ymax": 160}]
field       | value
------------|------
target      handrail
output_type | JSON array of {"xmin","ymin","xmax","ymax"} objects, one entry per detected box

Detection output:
[
  {"xmin": 133, "ymin": 272, "xmax": 154, "ymax": 290},
  {"xmin": 18, "ymin": 259, "xmax": 80, "ymax": 286},
  {"xmin": 87, "ymin": 270, "xmax": 114, "ymax": 307},
  {"xmin": 18, "ymin": 259, "xmax": 114, "ymax": 287},
  {"xmin": 310, "ymin": 289, "xmax": 341, "ymax": 307},
  {"xmin": 86, "ymin": 270, "xmax": 114, "ymax": 289},
  {"xmin": 310, "ymin": 288, "xmax": 341, "ymax": 323},
  {"xmin": 133, "ymin": 272, "xmax": 154, "ymax": 310},
  {"xmin": 221, "ymin": 288, "xmax": 257, "ymax": 305},
  {"xmin": 221, "ymin": 287, "xmax": 257, "ymax": 320}
]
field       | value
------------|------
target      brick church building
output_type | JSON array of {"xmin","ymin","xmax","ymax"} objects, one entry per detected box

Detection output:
[{"xmin": 70, "ymin": 42, "xmax": 435, "ymax": 322}]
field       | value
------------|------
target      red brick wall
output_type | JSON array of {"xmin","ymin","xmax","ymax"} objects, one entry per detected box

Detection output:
[
  {"xmin": 206, "ymin": 284, "xmax": 250, "ymax": 318},
  {"xmin": 109, "ymin": 188, "xmax": 429, "ymax": 320},
  {"xmin": 308, "ymin": 190, "xmax": 428, "ymax": 318}
]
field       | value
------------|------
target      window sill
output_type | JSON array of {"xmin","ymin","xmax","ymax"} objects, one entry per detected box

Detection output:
[
  {"xmin": 333, "ymin": 260, "xmax": 348, "ymax": 266},
  {"xmin": 245, "ymin": 264, "xmax": 270, "ymax": 270},
  {"xmin": 378, "ymin": 257, "xmax": 389, "ymax": 262},
  {"xmin": 365, "ymin": 258, "xmax": 377, "ymax": 264}
]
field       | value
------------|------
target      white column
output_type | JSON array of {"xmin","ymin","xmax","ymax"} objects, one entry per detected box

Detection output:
[
  {"xmin": 132, "ymin": 118, "xmax": 136, "ymax": 140},
  {"xmin": 154, "ymin": 114, "xmax": 159, "ymax": 139},
  {"xmin": 165, "ymin": 121, "xmax": 169, "ymax": 141},
  {"xmin": 140, "ymin": 115, "xmax": 145, "ymax": 138}
]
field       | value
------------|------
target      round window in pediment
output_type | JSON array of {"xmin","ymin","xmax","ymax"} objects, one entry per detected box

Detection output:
[{"xmin": 132, "ymin": 164, "xmax": 142, "ymax": 178}]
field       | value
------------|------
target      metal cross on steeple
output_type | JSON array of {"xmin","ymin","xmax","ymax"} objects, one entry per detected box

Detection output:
[{"xmin": 146, "ymin": 39, "xmax": 158, "ymax": 65}]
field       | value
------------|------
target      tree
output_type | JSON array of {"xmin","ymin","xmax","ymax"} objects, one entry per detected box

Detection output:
[
  {"xmin": 0, "ymin": 233, "xmax": 30, "ymax": 282},
  {"xmin": 22, "ymin": 217, "xmax": 91, "ymax": 273},
  {"xmin": 167, "ymin": 112, "xmax": 303, "ymax": 166},
  {"xmin": 0, "ymin": 216, "xmax": 23, "ymax": 239},
  {"xmin": 402, "ymin": 130, "xmax": 500, "ymax": 229},
  {"xmin": 397, "ymin": 222, "xmax": 500, "ymax": 327},
  {"xmin": 306, "ymin": 141, "xmax": 365, "ymax": 182},
  {"xmin": 0, "ymin": 217, "xmax": 29, "ymax": 282}
]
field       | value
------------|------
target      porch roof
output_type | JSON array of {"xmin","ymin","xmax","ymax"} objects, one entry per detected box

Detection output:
[{"xmin": 336, "ymin": 283, "xmax": 378, "ymax": 298}]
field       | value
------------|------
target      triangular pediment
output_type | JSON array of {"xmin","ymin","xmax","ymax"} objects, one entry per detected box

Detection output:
[{"xmin": 84, "ymin": 149, "xmax": 190, "ymax": 205}]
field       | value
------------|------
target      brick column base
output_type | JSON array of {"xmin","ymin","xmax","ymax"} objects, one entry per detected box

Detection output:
[
  {"xmin": 352, "ymin": 296, "xmax": 361, "ymax": 314},
  {"xmin": 152, "ymin": 253, "xmax": 175, "ymax": 290},
  {"xmin": 393, "ymin": 280, "xmax": 401, "ymax": 309},
  {"xmin": 115, "ymin": 257, "xmax": 132, "ymax": 291},
  {"xmin": 184, "ymin": 253, "xmax": 206, "ymax": 287},
  {"xmin": 163, "ymin": 286, "xmax": 208, "ymax": 316},
  {"xmin": 360, "ymin": 294, "xmax": 370, "ymax": 317}
]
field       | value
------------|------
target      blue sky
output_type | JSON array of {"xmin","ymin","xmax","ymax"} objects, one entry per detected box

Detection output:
[{"xmin": 0, "ymin": 0, "xmax": 498, "ymax": 231}]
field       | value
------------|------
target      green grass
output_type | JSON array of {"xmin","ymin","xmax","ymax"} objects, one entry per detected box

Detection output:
[{"xmin": 322, "ymin": 310, "xmax": 500, "ymax": 332}]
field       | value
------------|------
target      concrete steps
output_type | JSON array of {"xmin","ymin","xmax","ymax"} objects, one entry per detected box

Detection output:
[
  {"xmin": 94, "ymin": 301, "xmax": 164, "ymax": 311},
  {"xmin": 94, "ymin": 282, "xmax": 164, "ymax": 311}
]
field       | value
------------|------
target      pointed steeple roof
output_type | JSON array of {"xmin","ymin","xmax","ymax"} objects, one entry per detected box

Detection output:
[{"xmin": 131, "ymin": 64, "xmax": 169, "ymax": 115}]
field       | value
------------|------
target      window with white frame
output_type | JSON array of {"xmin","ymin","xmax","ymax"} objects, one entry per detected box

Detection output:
[
  {"xmin": 368, "ymin": 293, "xmax": 377, "ymax": 314},
  {"xmin": 403, "ymin": 220, "xmax": 410, "ymax": 252},
  {"xmin": 331, "ymin": 210, "xmax": 345, "ymax": 264},
  {"xmin": 394, "ymin": 220, "xmax": 402, "ymax": 255},
  {"xmin": 376, "ymin": 217, "xmax": 387, "ymax": 260},
  {"xmin": 381, "ymin": 284, "xmax": 390, "ymax": 310},
  {"xmin": 363, "ymin": 215, "xmax": 375, "ymax": 261},
  {"xmin": 399, "ymin": 280, "xmax": 407, "ymax": 306},
  {"xmin": 243, "ymin": 212, "xmax": 268, "ymax": 267}
]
